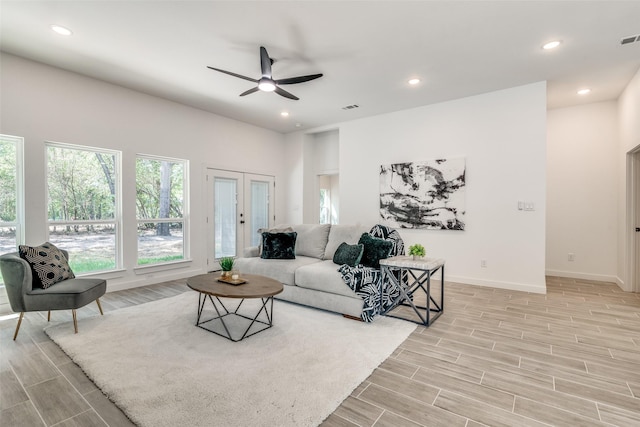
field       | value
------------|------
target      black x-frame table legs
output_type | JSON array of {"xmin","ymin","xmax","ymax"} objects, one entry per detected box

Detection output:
[
  {"xmin": 195, "ymin": 293, "xmax": 275, "ymax": 341},
  {"xmin": 380, "ymin": 262, "xmax": 445, "ymax": 327}
]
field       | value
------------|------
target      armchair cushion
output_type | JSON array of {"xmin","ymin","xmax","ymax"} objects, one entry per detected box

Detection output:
[{"xmin": 19, "ymin": 242, "xmax": 75, "ymax": 289}]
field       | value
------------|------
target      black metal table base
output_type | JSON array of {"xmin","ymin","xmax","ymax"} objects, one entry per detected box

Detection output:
[
  {"xmin": 195, "ymin": 293, "xmax": 274, "ymax": 342},
  {"xmin": 381, "ymin": 264, "xmax": 445, "ymax": 327}
]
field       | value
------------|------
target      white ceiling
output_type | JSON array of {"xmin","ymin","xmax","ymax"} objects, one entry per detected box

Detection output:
[{"xmin": 1, "ymin": 1, "xmax": 639, "ymax": 134}]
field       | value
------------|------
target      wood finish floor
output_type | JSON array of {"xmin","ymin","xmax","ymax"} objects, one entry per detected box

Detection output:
[{"xmin": 1, "ymin": 276, "xmax": 639, "ymax": 426}]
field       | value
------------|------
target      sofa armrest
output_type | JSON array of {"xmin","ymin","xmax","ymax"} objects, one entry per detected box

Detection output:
[{"xmin": 243, "ymin": 246, "xmax": 259, "ymax": 258}]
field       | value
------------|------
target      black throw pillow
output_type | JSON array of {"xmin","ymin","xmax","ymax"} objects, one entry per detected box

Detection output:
[
  {"xmin": 358, "ymin": 233, "xmax": 393, "ymax": 268},
  {"xmin": 332, "ymin": 242, "xmax": 364, "ymax": 267},
  {"xmin": 261, "ymin": 232, "xmax": 297, "ymax": 259}
]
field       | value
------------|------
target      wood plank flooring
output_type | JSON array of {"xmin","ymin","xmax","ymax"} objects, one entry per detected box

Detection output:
[{"xmin": 1, "ymin": 276, "xmax": 639, "ymax": 426}]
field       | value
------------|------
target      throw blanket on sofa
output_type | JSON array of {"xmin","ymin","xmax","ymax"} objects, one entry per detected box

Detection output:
[{"xmin": 338, "ymin": 224, "xmax": 405, "ymax": 322}]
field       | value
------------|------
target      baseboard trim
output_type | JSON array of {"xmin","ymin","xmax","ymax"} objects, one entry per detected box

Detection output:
[
  {"xmin": 446, "ymin": 275, "xmax": 546, "ymax": 294},
  {"xmin": 105, "ymin": 267, "xmax": 205, "ymax": 293},
  {"xmin": 545, "ymin": 269, "xmax": 617, "ymax": 284}
]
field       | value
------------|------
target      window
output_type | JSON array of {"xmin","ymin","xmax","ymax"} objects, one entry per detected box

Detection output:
[
  {"xmin": 0, "ymin": 135, "xmax": 24, "ymax": 271},
  {"xmin": 136, "ymin": 155, "xmax": 188, "ymax": 265},
  {"xmin": 46, "ymin": 143, "xmax": 121, "ymax": 274}
]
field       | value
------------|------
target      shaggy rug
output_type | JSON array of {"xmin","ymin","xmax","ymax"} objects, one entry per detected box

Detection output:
[{"xmin": 46, "ymin": 292, "xmax": 415, "ymax": 427}]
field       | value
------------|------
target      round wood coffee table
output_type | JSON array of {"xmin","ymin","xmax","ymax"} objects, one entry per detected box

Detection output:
[{"xmin": 187, "ymin": 273, "xmax": 283, "ymax": 341}]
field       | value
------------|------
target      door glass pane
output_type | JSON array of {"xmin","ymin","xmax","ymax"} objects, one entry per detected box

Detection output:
[
  {"xmin": 214, "ymin": 178, "xmax": 237, "ymax": 258},
  {"xmin": 250, "ymin": 181, "xmax": 269, "ymax": 246}
]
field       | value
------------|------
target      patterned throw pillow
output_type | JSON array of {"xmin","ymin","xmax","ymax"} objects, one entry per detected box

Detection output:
[
  {"xmin": 333, "ymin": 242, "xmax": 364, "ymax": 267},
  {"xmin": 19, "ymin": 242, "xmax": 75, "ymax": 289},
  {"xmin": 358, "ymin": 233, "xmax": 393, "ymax": 268},
  {"xmin": 260, "ymin": 232, "xmax": 297, "ymax": 260}
]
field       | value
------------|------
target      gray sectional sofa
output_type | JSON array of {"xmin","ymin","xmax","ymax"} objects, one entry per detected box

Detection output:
[{"xmin": 234, "ymin": 224, "xmax": 372, "ymax": 318}]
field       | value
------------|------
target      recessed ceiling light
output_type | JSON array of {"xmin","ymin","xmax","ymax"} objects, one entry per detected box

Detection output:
[
  {"xmin": 577, "ymin": 88, "xmax": 591, "ymax": 95},
  {"xmin": 408, "ymin": 78, "xmax": 421, "ymax": 85},
  {"xmin": 51, "ymin": 25, "xmax": 73, "ymax": 36},
  {"xmin": 280, "ymin": 111, "xmax": 289, "ymax": 117},
  {"xmin": 542, "ymin": 40, "xmax": 561, "ymax": 50}
]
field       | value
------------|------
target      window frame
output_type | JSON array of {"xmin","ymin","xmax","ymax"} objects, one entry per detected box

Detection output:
[
  {"xmin": 135, "ymin": 153, "xmax": 189, "ymax": 267},
  {"xmin": 45, "ymin": 141, "xmax": 123, "ymax": 274},
  {"xmin": 0, "ymin": 134, "xmax": 25, "ymax": 251}
]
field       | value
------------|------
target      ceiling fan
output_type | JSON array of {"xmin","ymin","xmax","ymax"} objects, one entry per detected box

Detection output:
[{"xmin": 207, "ymin": 46, "xmax": 323, "ymax": 101}]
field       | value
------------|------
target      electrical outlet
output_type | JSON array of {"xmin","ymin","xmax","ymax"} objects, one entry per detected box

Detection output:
[
  {"xmin": 568, "ymin": 253, "xmax": 575, "ymax": 262},
  {"xmin": 481, "ymin": 260, "xmax": 487, "ymax": 268}
]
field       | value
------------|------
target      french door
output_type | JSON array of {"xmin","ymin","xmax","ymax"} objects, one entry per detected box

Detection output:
[{"xmin": 206, "ymin": 169, "xmax": 275, "ymax": 268}]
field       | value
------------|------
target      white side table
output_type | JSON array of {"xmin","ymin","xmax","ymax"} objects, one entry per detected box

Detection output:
[{"xmin": 379, "ymin": 256, "xmax": 445, "ymax": 326}]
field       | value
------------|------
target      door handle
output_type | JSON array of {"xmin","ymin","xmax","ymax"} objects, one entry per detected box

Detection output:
[
  {"xmin": 240, "ymin": 220, "xmax": 245, "ymax": 224},
  {"xmin": 636, "ymin": 227, "xmax": 640, "ymax": 232}
]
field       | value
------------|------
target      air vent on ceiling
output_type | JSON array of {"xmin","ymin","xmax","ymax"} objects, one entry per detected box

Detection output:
[
  {"xmin": 342, "ymin": 104, "xmax": 360, "ymax": 110},
  {"xmin": 621, "ymin": 35, "xmax": 640, "ymax": 45}
]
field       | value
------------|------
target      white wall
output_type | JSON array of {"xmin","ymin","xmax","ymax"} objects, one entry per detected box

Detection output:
[
  {"xmin": 312, "ymin": 129, "xmax": 339, "ymax": 174},
  {"xmin": 617, "ymin": 68, "xmax": 640, "ymax": 291},
  {"xmin": 546, "ymin": 102, "xmax": 618, "ymax": 282},
  {"xmin": 287, "ymin": 82, "xmax": 548, "ymax": 293},
  {"xmin": 0, "ymin": 53, "xmax": 286, "ymax": 291}
]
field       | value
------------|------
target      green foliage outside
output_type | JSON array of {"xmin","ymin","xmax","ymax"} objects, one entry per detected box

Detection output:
[
  {"xmin": 0, "ymin": 140, "xmax": 17, "ymax": 223},
  {"xmin": 135, "ymin": 158, "xmax": 184, "ymax": 220},
  {"xmin": 47, "ymin": 147, "xmax": 116, "ymax": 223},
  {"xmin": 137, "ymin": 255, "xmax": 184, "ymax": 266}
]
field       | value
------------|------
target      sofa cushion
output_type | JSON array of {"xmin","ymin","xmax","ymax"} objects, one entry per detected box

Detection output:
[
  {"xmin": 234, "ymin": 256, "xmax": 320, "ymax": 286},
  {"xmin": 324, "ymin": 224, "xmax": 370, "ymax": 260},
  {"xmin": 358, "ymin": 233, "xmax": 393, "ymax": 268},
  {"xmin": 261, "ymin": 232, "xmax": 297, "ymax": 259},
  {"xmin": 19, "ymin": 242, "xmax": 75, "ymax": 289},
  {"xmin": 295, "ymin": 260, "xmax": 360, "ymax": 298},
  {"xmin": 333, "ymin": 242, "xmax": 364, "ymax": 267},
  {"xmin": 291, "ymin": 224, "xmax": 331, "ymax": 259}
]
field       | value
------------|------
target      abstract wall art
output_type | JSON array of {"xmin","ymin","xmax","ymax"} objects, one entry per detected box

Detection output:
[{"xmin": 380, "ymin": 158, "xmax": 466, "ymax": 230}]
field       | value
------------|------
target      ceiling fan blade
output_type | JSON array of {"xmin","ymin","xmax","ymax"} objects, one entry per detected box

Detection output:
[
  {"xmin": 260, "ymin": 46, "xmax": 272, "ymax": 78},
  {"xmin": 239, "ymin": 87, "xmax": 260, "ymax": 97},
  {"xmin": 275, "ymin": 74, "xmax": 323, "ymax": 85},
  {"xmin": 207, "ymin": 66, "xmax": 258, "ymax": 83},
  {"xmin": 274, "ymin": 86, "xmax": 299, "ymax": 101}
]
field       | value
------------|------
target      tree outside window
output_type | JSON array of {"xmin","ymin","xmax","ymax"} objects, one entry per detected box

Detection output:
[
  {"xmin": 46, "ymin": 143, "xmax": 121, "ymax": 274},
  {"xmin": 0, "ymin": 135, "xmax": 24, "ymax": 279},
  {"xmin": 136, "ymin": 155, "xmax": 187, "ymax": 265}
]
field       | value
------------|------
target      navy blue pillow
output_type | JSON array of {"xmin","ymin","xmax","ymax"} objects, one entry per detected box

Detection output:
[
  {"xmin": 261, "ymin": 232, "xmax": 297, "ymax": 259},
  {"xmin": 358, "ymin": 233, "xmax": 393, "ymax": 268}
]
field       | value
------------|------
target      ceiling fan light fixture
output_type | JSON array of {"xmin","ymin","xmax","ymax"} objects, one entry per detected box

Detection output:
[
  {"xmin": 51, "ymin": 25, "xmax": 73, "ymax": 36},
  {"xmin": 258, "ymin": 80, "xmax": 276, "ymax": 92},
  {"xmin": 542, "ymin": 40, "xmax": 561, "ymax": 50}
]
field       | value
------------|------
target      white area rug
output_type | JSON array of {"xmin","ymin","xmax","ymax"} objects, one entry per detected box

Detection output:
[{"xmin": 46, "ymin": 292, "xmax": 415, "ymax": 427}]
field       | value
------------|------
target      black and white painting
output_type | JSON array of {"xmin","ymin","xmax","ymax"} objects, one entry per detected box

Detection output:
[{"xmin": 380, "ymin": 158, "xmax": 466, "ymax": 230}]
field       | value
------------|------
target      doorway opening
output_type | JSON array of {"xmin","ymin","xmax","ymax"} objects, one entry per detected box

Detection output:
[{"xmin": 319, "ymin": 174, "xmax": 339, "ymax": 224}]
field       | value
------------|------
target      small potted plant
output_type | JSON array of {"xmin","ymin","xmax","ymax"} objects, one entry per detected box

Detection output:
[
  {"xmin": 219, "ymin": 256, "xmax": 235, "ymax": 278},
  {"xmin": 408, "ymin": 243, "xmax": 426, "ymax": 260}
]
